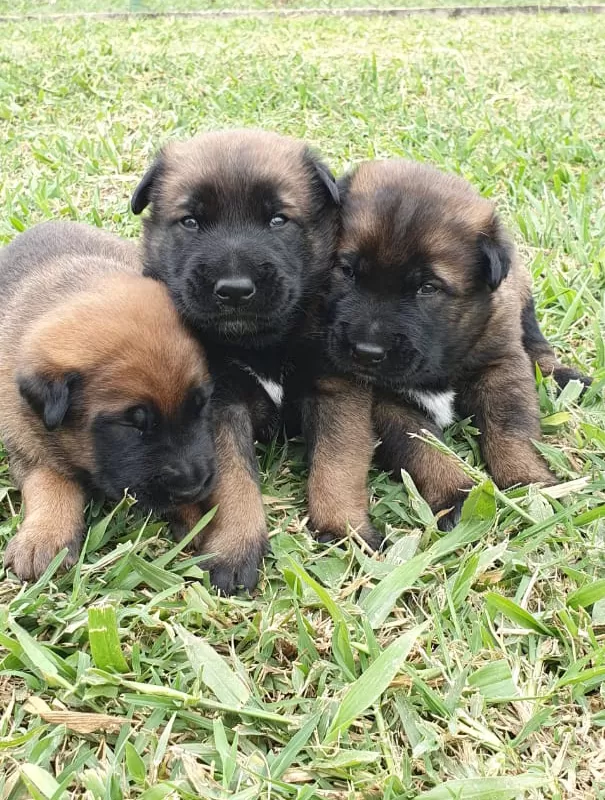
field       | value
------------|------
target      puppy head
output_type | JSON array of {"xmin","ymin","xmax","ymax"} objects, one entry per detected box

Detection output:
[
  {"xmin": 325, "ymin": 160, "xmax": 513, "ymax": 390},
  {"xmin": 18, "ymin": 275, "xmax": 216, "ymax": 512},
  {"xmin": 131, "ymin": 129, "xmax": 339, "ymax": 347}
]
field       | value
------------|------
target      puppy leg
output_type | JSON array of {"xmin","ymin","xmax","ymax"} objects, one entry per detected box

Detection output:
[
  {"xmin": 169, "ymin": 502, "xmax": 204, "ymax": 542},
  {"xmin": 522, "ymin": 296, "xmax": 591, "ymax": 390},
  {"xmin": 193, "ymin": 404, "xmax": 267, "ymax": 594},
  {"xmin": 4, "ymin": 467, "xmax": 85, "ymax": 581},
  {"xmin": 305, "ymin": 377, "xmax": 381, "ymax": 549},
  {"xmin": 458, "ymin": 355, "xmax": 555, "ymax": 489},
  {"xmin": 373, "ymin": 398, "xmax": 472, "ymax": 531}
]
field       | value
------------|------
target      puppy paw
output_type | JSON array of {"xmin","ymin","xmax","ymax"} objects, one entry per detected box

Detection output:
[
  {"xmin": 552, "ymin": 367, "xmax": 592, "ymax": 394},
  {"xmin": 168, "ymin": 503, "xmax": 204, "ymax": 543},
  {"xmin": 4, "ymin": 524, "xmax": 82, "ymax": 582},
  {"xmin": 431, "ymin": 494, "xmax": 467, "ymax": 532},
  {"xmin": 313, "ymin": 520, "xmax": 384, "ymax": 550},
  {"xmin": 194, "ymin": 531, "xmax": 268, "ymax": 595}
]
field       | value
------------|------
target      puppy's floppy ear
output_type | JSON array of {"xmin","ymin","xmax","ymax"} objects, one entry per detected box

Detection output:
[
  {"xmin": 478, "ymin": 215, "xmax": 512, "ymax": 291},
  {"xmin": 306, "ymin": 150, "xmax": 340, "ymax": 206},
  {"xmin": 336, "ymin": 171, "xmax": 354, "ymax": 201},
  {"xmin": 131, "ymin": 155, "xmax": 163, "ymax": 215},
  {"xmin": 18, "ymin": 372, "xmax": 81, "ymax": 431}
]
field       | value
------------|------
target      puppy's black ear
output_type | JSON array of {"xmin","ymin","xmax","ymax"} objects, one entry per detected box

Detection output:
[
  {"xmin": 478, "ymin": 216, "xmax": 512, "ymax": 291},
  {"xmin": 306, "ymin": 151, "xmax": 340, "ymax": 206},
  {"xmin": 131, "ymin": 157, "xmax": 163, "ymax": 215},
  {"xmin": 336, "ymin": 171, "xmax": 354, "ymax": 203},
  {"xmin": 18, "ymin": 372, "xmax": 81, "ymax": 431}
]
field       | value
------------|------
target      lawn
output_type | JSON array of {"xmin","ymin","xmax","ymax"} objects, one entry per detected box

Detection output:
[
  {"xmin": 1, "ymin": 8, "xmax": 605, "ymax": 800},
  {"xmin": 0, "ymin": 0, "xmax": 601, "ymax": 16}
]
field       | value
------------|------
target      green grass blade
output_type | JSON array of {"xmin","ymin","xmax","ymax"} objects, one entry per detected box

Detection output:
[
  {"xmin": 88, "ymin": 604, "xmax": 129, "ymax": 673},
  {"xmin": 324, "ymin": 623, "xmax": 426, "ymax": 743},
  {"xmin": 485, "ymin": 593, "xmax": 556, "ymax": 637},
  {"xmin": 284, "ymin": 557, "xmax": 345, "ymax": 624},
  {"xmin": 418, "ymin": 774, "xmax": 547, "ymax": 799},
  {"xmin": 7, "ymin": 619, "xmax": 73, "ymax": 689},
  {"xmin": 19, "ymin": 764, "xmax": 63, "ymax": 800},
  {"xmin": 567, "ymin": 579, "xmax": 605, "ymax": 610},
  {"xmin": 175, "ymin": 624, "xmax": 251, "ymax": 706},
  {"xmin": 362, "ymin": 491, "xmax": 493, "ymax": 629},
  {"xmin": 125, "ymin": 742, "xmax": 146, "ymax": 785},
  {"xmin": 269, "ymin": 709, "xmax": 322, "ymax": 780}
]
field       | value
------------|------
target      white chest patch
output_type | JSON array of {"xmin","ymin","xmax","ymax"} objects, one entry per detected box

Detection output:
[
  {"xmin": 237, "ymin": 363, "xmax": 284, "ymax": 407},
  {"xmin": 255, "ymin": 376, "xmax": 284, "ymax": 407},
  {"xmin": 405, "ymin": 389, "xmax": 457, "ymax": 429}
]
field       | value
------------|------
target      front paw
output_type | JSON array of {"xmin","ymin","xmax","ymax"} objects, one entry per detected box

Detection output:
[
  {"xmin": 194, "ymin": 530, "xmax": 268, "ymax": 595},
  {"xmin": 4, "ymin": 524, "xmax": 82, "ymax": 581},
  {"xmin": 552, "ymin": 367, "xmax": 592, "ymax": 394},
  {"xmin": 167, "ymin": 503, "xmax": 204, "ymax": 543},
  {"xmin": 433, "ymin": 495, "xmax": 466, "ymax": 531},
  {"xmin": 313, "ymin": 519, "xmax": 384, "ymax": 550}
]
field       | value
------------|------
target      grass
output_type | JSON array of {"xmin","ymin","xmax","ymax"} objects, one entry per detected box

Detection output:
[{"xmin": 0, "ymin": 9, "xmax": 605, "ymax": 800}]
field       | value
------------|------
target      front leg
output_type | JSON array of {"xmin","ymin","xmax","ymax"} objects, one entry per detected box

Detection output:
[
  {"xmin": 373, "ymin": 396, "xmax": 472, "ymax": 531},
  {"xmin": 305, "ymin": 377, "xmax": 381, "ymax": 549},
  {"xmin": 458, "ymin": 354, "xmax": 555, "ymax": 488},
  {"xmin": 192, "ymin": 403, "xmax": 267, "ymax": 594},
  {"xmin": 4, "ymin": 466, "xmax": 85, "ymax": 581}
]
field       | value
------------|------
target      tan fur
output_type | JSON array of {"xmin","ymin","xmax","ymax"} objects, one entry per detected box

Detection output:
[
  {"xmin": 306, "ymin": 377, "xmax": 381, "ymax": 547},
  {"xmin": 0, "ymin": 223, "xmax": 212, "ymax": 580},
  {"xmin": 194, "ymin": 418, "xmax": 267, "ymax": 567},
  {"xmin": 4, "ymin": 467, "xmax": 86, "ymax": 581},
  {"xmin": 373, "ymin": 398, "xmax": 473, "ymax": 507},
  {"xmin": 157, "ymin": 130, "xmax": 315, "ymax": 220}
]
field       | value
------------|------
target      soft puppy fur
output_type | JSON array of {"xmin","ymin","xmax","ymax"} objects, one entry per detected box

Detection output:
[
  {"xmin": 301, "ymin": 159, "xmax": 591, "ymax": 537},
  {"xmin": 0, "ymin": 222, "xmax": 216, "ymax": 581},
  {"xmin": 131, "ymin": 129, "xmax": 339, "ymax": 592}
]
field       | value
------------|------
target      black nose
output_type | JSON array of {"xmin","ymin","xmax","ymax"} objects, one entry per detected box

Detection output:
[
  {"xmin": 213, "ymin": 277, "xmax": 256, "ymax": 305},
  {"xmin": 351, "ymin": 342, "xmax": 386, "ymax": 365},
  {"xmin": 160, "ymin": 463, "xmax": 214, "ymax": 501}
]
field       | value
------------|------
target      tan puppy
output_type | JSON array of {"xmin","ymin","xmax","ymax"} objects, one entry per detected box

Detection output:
[
  {"xmin": 1, "ymin": 222, "xmax": 216, "ymax": 580},
  {"xmin": 301, "ymin": 160, "xmax": 591, "ymax": 538}
]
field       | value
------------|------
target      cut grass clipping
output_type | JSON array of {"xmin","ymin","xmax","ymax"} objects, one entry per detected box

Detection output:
[{"xmin": 0, "ymin": 7, "xmax": 604, "ymax": 800}]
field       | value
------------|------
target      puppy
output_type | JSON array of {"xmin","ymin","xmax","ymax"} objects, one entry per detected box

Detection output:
[
  {"xmin": 131, "ymin": 129, "xmax": 339, "ymax": 592},
  {"xmin": 0, "ymin": 222, "xmax": 216, "ymax": 581},
  {"xmin": 302, "ymin": 159, "xmax": 591, "ymax": 536}
]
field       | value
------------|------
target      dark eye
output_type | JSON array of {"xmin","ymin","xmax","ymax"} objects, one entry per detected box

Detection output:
[
  {"xmin": 125, "ymin": 405, "xmax": 149, "ymax": 431},
  {"xmin": 180, "ymin": 216, "xmax": 199, "ymax": 231},
  {"xmin": 418, "ymin": 283, "xmax": 440, "ymax": 296},
  {"xmin": 341, "ymin": 264, "xmax": 355, "ymax": 278},
  {"xmin": 269, "ymin": 214, "xmax": 288, "ymax": 228}
]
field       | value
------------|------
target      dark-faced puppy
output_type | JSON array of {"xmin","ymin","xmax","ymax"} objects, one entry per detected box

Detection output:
[
  {"xmin": 304, "ymin": 159, "xmax": 591, "ymax": 535},
  {"xmin": 131, "ymin": 129, "xmax": 339, "ymax": 592},
  {"xmin": 0, "ymin": 222, "xmax": 216, "ymax": 581}
]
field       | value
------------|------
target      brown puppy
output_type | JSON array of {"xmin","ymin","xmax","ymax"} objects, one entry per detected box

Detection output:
[
  {"xmin": 0, "ymin": 222, "xmax": 216, "ymax": 580},
  {"xmin": 131, "ymin": 129, "xmax": 339, "ymax": 593},
  {"xmin": 302, "ymin": 160, "xmax": 591, "ymax": 535}
]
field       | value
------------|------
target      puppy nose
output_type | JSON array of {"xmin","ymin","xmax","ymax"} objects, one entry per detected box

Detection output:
[
  {"xmin": 351, "ymin": 342, "xmax": 386, "ymax": 365},
  {"xmin": 161, "ymin": 463, "xmax": 209, "ymax": 500},
  {"xmin": 213, "ymin": 277, "xmax": 256, "ymax": 305}
]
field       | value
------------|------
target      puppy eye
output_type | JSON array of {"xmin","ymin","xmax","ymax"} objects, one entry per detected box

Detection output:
[
  {"xmin": 341, "ymin": 264, "xmax": 355, "ymax": 278},
  {"xmin": 180, "ymin": 216, "xmax": 199, "ymax": 231},
  {"xmin": 418, "ymin": 283, "xmax": 440, "ymax": 295},
  {"xmin": 269, "ymin": 214, "xmax": 288, "ymax": 228},
  {"xmin": 125, "ymin": 405, "xmax": 149, "ymax": 431}
]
